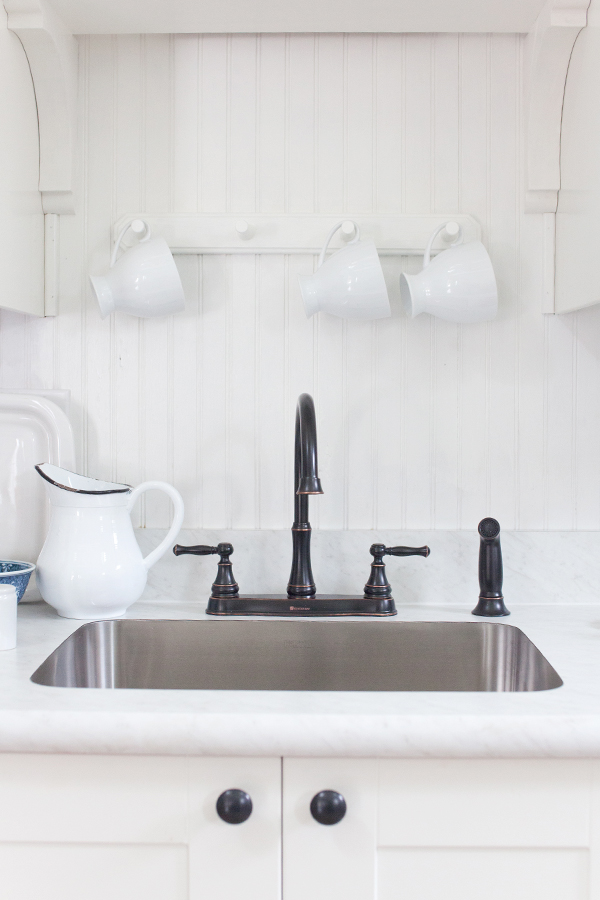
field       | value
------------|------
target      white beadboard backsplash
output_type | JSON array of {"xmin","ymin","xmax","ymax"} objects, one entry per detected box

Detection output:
[{"xmin": 1, "ymin": 32, "xmax": 599, "ymax": 531}]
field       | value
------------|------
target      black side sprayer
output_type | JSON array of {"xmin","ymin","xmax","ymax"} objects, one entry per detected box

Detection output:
[{"xmin": 472, "ymin": 517, "xmax": 510, "ymax": 617}]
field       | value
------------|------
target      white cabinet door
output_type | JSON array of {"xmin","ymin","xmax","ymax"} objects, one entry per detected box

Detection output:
[
  {"xmin": 378, "ymin": 759, "xmax": 593, "ymax": 900},
  {"xmin": 188, "ymin": 757, "xmax": 281, "ymax": 900},
  {"xmin": 0, "ymin": 754, "xmax": 281, "ymax": 900},
  {"xmin": 0, "ymin": 4, "xmax": 44, "ymax": 317},
  {"xmin": 283, "ymin": 758, "xmax": 378, "ymax": 900},
  {"xmin": 284, "ymin": 758, "xmax": 595, "ymax": 900}
]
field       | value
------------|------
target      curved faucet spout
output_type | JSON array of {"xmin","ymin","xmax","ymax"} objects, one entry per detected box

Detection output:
[
  {"xmin": 287, "ymin": 393, "xmax": 323, "ymax": 599},
  {"xmin": 295, "ymin": 393, "xmax": 323, "ymax": 495}
]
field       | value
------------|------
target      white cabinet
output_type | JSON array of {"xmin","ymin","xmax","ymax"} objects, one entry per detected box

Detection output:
[
  {"xmin": 283, "ymin": 758, "xmax": 594, "ymax": 900},
  {"xmin": 376, "ymin": 759, "xmax": 592, "ymax": 900},
  {"xmin": 0, "ymin": 754, "xmax": 596, "ymax": 900},
  {"xmin": 0, "ymin": 754, "xmax": 281, "ymax": 900},
  {"xmin": 0, "ymin": 5, "xmax": 44, "ymax": 317},
  {"xmin": 283, "ymin": 758, "xmax": 378, "ymax": 900}
]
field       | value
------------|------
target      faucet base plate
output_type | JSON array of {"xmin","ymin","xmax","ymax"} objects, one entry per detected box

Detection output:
[{"xmin": 206, "ymin": 594, "xmax": 397, "ymax": 617}]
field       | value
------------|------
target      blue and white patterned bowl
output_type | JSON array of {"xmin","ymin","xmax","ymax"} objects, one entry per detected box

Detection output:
[{"xmin": 0, "ymin": 560, "xmax": 35, "ymax": 602}]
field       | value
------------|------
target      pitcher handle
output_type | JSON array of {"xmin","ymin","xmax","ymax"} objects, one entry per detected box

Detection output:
[{"xmin": 126, "ymin": 481, "xmax": 185, "ymax": 570}]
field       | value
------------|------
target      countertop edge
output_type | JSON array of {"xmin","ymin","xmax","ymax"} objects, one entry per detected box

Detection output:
[{"xmin": 1, "ymin": 711, "xmax": 599, "ymax": 758}]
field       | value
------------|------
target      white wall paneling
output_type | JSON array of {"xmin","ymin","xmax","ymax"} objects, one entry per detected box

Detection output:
[{"xmin": 2, "ymin": 33, "xmax": 600, "ymax": 531}]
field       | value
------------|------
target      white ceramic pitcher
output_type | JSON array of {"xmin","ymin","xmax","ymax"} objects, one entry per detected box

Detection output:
[{"xmin": 35, "ymin": 464, "xmax": 184, "ymax": 619}]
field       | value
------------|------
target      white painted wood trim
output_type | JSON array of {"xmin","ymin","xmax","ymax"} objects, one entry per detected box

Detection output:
[
  {"xmin": 4, "ymin": 0, "xmax": 78, "ymax": 215},
  {"xmin": 524, "ymin": 0, "xmax": 590, "ymax": 214},
  {"xmin": 112, "ymin": 213, "xmax": 481, "ymax": 257},
  {"xmin": 542, "ymin": 212, "xmax": 556, "ymax": 313},
  {"xmin": 44, "ymin": 212, "xmax": 58, "ymax": 315},
  {"xmin": 21, "ymin": 0, "xmax": 551, "ymax": 35}
]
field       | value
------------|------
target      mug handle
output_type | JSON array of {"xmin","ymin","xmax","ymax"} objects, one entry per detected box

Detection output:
[
  {"xmin": 423, "ymin": 221, "xmax": 463, "ymax": 268},
  {"xmin": 318, "ymin": 220, "xmax": 360, "ymax": 268},
  {"xmin": 110, "ymin": 219, "xmax": 153, "ymax": 268},
  {"xmin": 126, "ymin": 481, "xmax": 185, "ymax": 570}
]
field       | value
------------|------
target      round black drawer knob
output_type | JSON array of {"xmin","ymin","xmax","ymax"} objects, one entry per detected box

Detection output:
[
  {"xmin": 216, "ymin": 789, "xmax": 253, "ymax": 824},
  {"xmin": 310, "ymin": 790, "xmax": 347, "ymax": 825}
]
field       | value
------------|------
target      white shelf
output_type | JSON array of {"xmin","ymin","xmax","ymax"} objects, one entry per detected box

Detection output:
[
  {"xmin": 5, "ymin": 0, "xmax": 589, "ymax": 321},
  {"xmin": 112, "ymin": 214, "xmax": 481, "ymax": 258},
  {"xmin": 37, "ymin": 0, "xmax": 547, "ymax": 35}
]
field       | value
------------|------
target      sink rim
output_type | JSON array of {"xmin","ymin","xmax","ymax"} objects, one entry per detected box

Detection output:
[{"xmin": 30, "ymin": 617, "xmax": 564, "ymax": 694}]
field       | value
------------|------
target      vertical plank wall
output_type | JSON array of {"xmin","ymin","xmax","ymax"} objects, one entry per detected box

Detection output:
[{"xmin": 0, "ymin": 33, "xmax": 598, "ymax": 531}]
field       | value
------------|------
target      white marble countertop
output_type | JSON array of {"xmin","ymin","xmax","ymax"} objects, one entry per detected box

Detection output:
[{"xmin": 4, "ymin": 529, "xmax": 600, "ymax": 759}]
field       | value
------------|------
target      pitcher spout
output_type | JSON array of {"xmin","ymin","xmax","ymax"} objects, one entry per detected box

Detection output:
[{"xmin": 35, "ymin": 463, "xmax": 131, "ymax": 495}]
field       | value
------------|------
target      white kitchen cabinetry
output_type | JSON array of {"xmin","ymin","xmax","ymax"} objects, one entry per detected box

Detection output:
[
  {"xmin": 0, "ymin": 5, "xmax": 44, "ymax": 317},
  {"xmin": 0, "ymin": 754, "xmax": 596, "ymax": 899},
  {"xmin": 285, "ymin": 758, "xmax": 594, "ymax": 900},
  {"xmin": 378, "ymin": 759, "xmax": 592, "ymax": 900},
  {"xmin": 0, "ymin": 755, "xmax": 281, "ymax": 900},
  {"xmin": 283, "ymin": 758, "xmax": 378, "ymax": 900}
]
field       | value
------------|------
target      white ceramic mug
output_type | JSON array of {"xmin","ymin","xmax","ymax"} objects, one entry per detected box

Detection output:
[
  {"xmin": 90, "ymin": 220, "xmax": 185, "ymax": 319},
  {"xmin": 298, "ymin": 221, "xmax": 391, "ymax": 320},
  {"xmin": 400, "ymin": 223, "xmax": 498, "ymax": 324}
]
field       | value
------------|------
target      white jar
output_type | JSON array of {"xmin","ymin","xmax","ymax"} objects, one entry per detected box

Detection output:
[{"xmin": 0, "ymin": 584, "xmax": 17, "ymax": 650}]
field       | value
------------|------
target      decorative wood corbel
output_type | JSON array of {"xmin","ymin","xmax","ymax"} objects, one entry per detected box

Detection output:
[
  {"xmin": 3, "ymin": 0, "xmax": 78, "ymax": 215},
  {"xmin": 525, "ymin": 0, "xmax": 590, "ymax": 214}
]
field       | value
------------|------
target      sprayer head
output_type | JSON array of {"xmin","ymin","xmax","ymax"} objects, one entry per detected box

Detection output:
[{"xmin": 478, "ymin": 517, "xmax": 500, "ymax": 540}]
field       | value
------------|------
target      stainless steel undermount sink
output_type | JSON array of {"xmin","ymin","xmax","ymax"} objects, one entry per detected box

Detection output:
[{"xmin": 30, "ymin": 619, "xmax": 562, "ymax": 692}]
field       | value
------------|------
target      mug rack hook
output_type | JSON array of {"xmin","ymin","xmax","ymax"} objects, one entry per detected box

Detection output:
[
  {"xmin": 423, "ymin": 221, "xmax": 463, "ymax": 268},
  {"xmin": 235, "ymin": 219, "xmax": 255, "ymax": 240},
  {"xmin": 110, "ymin": 218, "xmax": 151, "ymax": 268}
]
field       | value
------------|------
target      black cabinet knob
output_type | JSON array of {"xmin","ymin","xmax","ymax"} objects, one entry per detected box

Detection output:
[
  {"xmin": 310, "ymin": 790, "xmax": 347, "ymax": 825},
  {"xmin": 216, "ymin": 789, "xmax": 253, "ymax": 824}
]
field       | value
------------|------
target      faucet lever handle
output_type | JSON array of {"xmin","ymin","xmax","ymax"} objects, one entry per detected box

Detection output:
[
  {"xmin": 173, "ymin": 543, "xmax": 239, "ymax": 600},
  {"xmin": 173, "ymin": 544, "xmax": 219, "ymax": 556},
  {"xmin": 364, "ymin": 543, "xmax": 430, "ymax": 601},
  {"xmin": 383, "ymin": 545, "xmax": 430, "ymax": 558}
]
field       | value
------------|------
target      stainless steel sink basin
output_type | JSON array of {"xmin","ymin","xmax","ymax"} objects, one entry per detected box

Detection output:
[{"xmin": 30, "ymin": 619, "xmax": 562, "ymax": 692}]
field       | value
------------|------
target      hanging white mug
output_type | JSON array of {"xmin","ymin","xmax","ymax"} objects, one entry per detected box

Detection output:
[
  {"xmin": 400, "ymin": 222, "xmax": 497, "ymax": 324},
  {"xmin": 90, "ymin": 219, "xmax": 185, "ymax": 319},
  {"xmin": 298, "ymin": 221, "xmax": 391, "ymax": 320}
]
